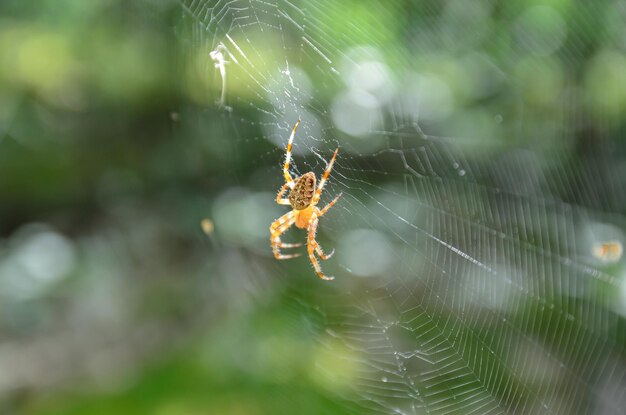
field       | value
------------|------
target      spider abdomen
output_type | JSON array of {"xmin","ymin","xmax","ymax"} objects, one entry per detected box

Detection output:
[{"xmin": 289, "ymin": 172, "xmax": 316, "ymax": 210}]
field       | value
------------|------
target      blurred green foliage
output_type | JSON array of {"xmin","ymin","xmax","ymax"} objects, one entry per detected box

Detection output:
[{"xmin": 1, "ymin": 0, "xmax": 625, "ymax": 414}]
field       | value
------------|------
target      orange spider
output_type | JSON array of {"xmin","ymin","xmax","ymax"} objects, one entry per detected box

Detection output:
[{"xmin": 270, "ymin": 119, "xmax": 341, "ymax": 280}]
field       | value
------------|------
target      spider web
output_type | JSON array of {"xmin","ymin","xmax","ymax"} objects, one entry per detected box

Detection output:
[{"xmin": 178, "ymin": 1, "xmax": 626, "ymax": 414}]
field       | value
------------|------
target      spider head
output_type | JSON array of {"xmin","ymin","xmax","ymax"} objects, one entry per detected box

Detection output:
[{"xmin": 289, "ymin": 172, "xmax": 316, "ymax": 210}]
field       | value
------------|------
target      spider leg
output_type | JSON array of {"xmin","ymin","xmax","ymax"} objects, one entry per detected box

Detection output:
[
  {"xmin": 279, "ymin": 241, "xmax": 303, "ymax": 248},
  {"xmin": 307, "ymin": 213, "xmax": 334, "ymax": 280},
  {"xmin": 275, "ymin": 183, "xmax": 291, "ymax": 206},
  {"xmin": 270, "ymin": 211, "xmax": 301, "ymax": 259},
  {"xmin": 312, "ymin": 147, "xmax": 339, "ymax": 204},
  {"xmin": 315, "ymin": 245, "xmax": 335, "ymax": 260},
  {"xmin": 283, "ymin": 119, "xmax": 301, "ymax": 189},
  {"xmin": 318, "ymin": 193, "xmax": 342, "ymax": 216},
  {"xmin": 312, "ymin": 206, "xmax": 336, "ymax": 260}
]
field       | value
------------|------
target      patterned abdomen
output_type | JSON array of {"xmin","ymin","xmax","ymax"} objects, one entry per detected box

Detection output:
[{"xmin": 289, "ymin": 172, "xmax": 316, "ymax": 210}]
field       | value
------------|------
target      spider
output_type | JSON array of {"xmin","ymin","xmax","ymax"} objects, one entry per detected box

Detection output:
[{"xmin": 270, "ymin": 119, "xmax": 341, "ymax": 280}]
